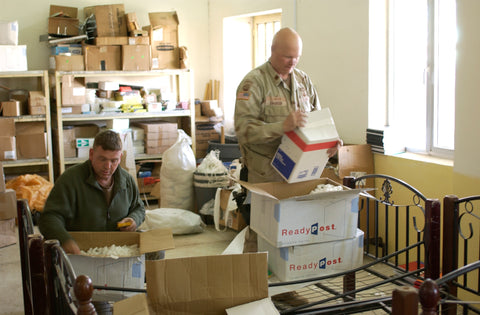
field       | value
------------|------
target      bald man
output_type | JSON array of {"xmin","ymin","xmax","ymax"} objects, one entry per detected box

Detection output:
[{"xmin": 234, "ymin": 27, "xmax": 322, "ymax": 183}]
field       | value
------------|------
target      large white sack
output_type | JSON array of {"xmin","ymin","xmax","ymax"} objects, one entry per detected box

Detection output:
[{"xmin": 139, "ymin": 208, "xmax": 205, "ymax": 235}]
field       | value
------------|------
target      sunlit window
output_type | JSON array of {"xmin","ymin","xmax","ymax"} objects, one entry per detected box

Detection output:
[{"xmin": 369, "ymin": 0, "xmax": 456, "ymax": 157}]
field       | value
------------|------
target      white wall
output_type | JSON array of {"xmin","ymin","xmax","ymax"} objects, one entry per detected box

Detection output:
[
  {"xmin": 454, "ymin": 0, "xmax": 480, "ymax": 177},
  {"xmin": 209, "ymin": 0, "xmax": 369, "ymax": 145},
  {"xmin": 0, "ymin": 0, "xmax": 210, "ymax": 101}
]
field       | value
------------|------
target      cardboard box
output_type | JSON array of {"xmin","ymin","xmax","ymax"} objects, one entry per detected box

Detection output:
[
  {"xmin": 258, "ymin": 229, "xmax": 364, "ymax": 282},
  {"xmin": 29, "ymin": 105, "xmax": 46, "ymax": 115},
  {"xmin": 61, "ymin": 106, "xmax": 83, "ymax": 115},
  {"xmin": 84, "ymin": 45, "xmax": 122, "ymax": 71},
  {"xmin": 122, "ymin": 45, "xmax": 150, "ymax": 71},
  {"xmin": 48, "ymin": 17, "xmax": 79, "ymax": 36},
  {"xmin": 68, "ymin": 229, "xmax": 174, "ymax": 292},
  {"xmin": 0, "ymin": 162, "xmax": 5, "ymax": 192},
  {"xmin": 16, "ymin": 122, "xmax": 47, "ymax": 159},
  {"xmin": 84, "ymin": 4, "xmax": 127, "ymax": 37},
  {"xmin": 219, "ymin": 189, "xmax": 247, "ymax": 231},
  {"xmin": 128, "ymin": 36, "xmax": 150, "ymax": 45},
  {"xmin": 50, "ymin": 55, "xmax": 84, "ymax": 71},
  {"xmin": 0, "ymin": 20, "xmax": 18, "ymax": 45},
  {"xmin": 0, "ymin": 189, "xmax": 16, "ymax": 220},
  {"xmin": 74, "ymin": 124, "xmax": 100, "ymax": 138},
  {"xmin": 272, "ymin": 108, "xmax": 340, "ymax": 183},
  {"xmin": 125, "ymin": 12, "xmax": 139, "ymax": 33},
  {"xmin": 0, "ymin": 45, "xmax": 27, "ymax": 71},
  {"xmin": 146, "ymin": 11, "xmax": 179, "ymax": 69},
  {"xmin": 28, "ymin": 91, "xmax": 46, "ymax": 107},
  {"xmin": 1, "ymin": 101, "xmax": 21, "ymax": 116},
  {"xmin": 0, "ymin": 137, "xmax": 16, "ymax": 161},
  {"xmin": 0, "ymin": 218, "xmax": 16, "ymax": 248},
  {"xmin": 62, "ymin": 75, "xmax": 86, "ymax": 105},
  {"xmin": 243, "ymin": 178, "xmax": 362, "ymax": 247},
  {"xmin": 92, "ymin": 36, "xmax": 128, "ymax": 46},
  {"xmin": 0, "ymin": 119, "xmax": 15, "ymax": 161},
  {"xmin": 145, "ymin": 253, "xmax": 268, "ymax": 314},
  {"xmin": 53, "ymin": 127, "xmax": 76, "ymax": 158},
  {"xmin": 135, "ymin": 122, "xmax": 178, "ymax": 134}
]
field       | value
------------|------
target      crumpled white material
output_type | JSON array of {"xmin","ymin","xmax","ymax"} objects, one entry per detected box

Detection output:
[{"xmin": 139, "ymin": 208, "xmax": 205, "ymax": 235}]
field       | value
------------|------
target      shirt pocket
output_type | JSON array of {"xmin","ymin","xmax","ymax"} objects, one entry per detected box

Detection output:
[
  {"xmin": 297, "ymin": 85, "xmax": 313, "ymax": 112},
  {"xmin": 264, "ymin": 96, "xmax": 290, "ymax": 123}
]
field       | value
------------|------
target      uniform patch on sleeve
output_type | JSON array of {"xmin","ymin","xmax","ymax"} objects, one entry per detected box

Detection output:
[{"xmin": 237, "ymin": 91, "xmax": 250, "ymax": 100}]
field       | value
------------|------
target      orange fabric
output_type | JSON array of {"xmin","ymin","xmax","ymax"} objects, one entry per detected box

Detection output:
[{"xmin": 5, "ymin": 174, "xmax": 53, "ymax": 212}]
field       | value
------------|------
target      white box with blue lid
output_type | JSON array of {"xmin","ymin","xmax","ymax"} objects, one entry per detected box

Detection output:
[{"xmin": 271, "ymin": 108, "xmax": 340, "ymax": 183}]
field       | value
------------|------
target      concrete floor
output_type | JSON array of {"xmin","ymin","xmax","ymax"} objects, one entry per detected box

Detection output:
[{"xmin": 0, "ymin": 224, "xmax": 238, "ymax": 315}]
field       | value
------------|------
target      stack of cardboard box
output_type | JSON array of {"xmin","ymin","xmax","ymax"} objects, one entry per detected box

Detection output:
[
  {"xmin": 135, "ymin": 122, "xmax": 178, "ymax": 155},
  {"xmin": 0, "ymin": 162, "xmax": 17, "ymax": 248},
  {"xmin": 0, "ymin": 20, "xmax": 27, "ymax": 71},
  {"xmin": 48, "ymin": 5, "xmax": 180, "ymax": 71}
]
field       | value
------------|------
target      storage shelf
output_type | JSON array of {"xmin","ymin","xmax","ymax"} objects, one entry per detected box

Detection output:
[
  {"xmin": 0, "ymin": 70, "xmax": 54, "ymax": 183},
  {"xmin": 64, "ymin": 153, "xmax": 163, "ymax": 165},
  {"xmin": 0, "ymin": 115, "xmax": 47, "ymax": 122},
  {"xmin": 52, "ymin": 69, "xmax": 196, "ymax": 179},
  {"xmin": 2, "ymin": 158, "xmax": 50, "ymax": 167},
  {"xmin": 60, "ymin": 110, "xmax": 191, "ymax": 122}
]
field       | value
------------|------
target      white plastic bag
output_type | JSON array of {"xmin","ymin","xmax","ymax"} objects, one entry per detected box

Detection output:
[
  {"xmin": 160, "ymin": 130, "xmax": 196, "ymax": 211},
  {"xmin": 139, "ymin": 208, "xmax": 205, "ymax": 235}
]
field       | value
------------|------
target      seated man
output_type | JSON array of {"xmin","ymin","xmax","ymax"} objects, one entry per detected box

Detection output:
[{"xmin": 39, "ymin": 129, "xmax": 145, "ymax": 254}]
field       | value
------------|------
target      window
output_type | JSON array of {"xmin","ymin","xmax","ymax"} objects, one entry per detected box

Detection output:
[
  {"xmin": 253, "ymin": 14, "xmax": 281, "ymax": 67},
  {"xmin": 369, "ymin": 0, "xmax": 456, "ymax": 157},
  {"xmin": 222, "ymin": 11, "xmax": 281, "ymax": 120}
]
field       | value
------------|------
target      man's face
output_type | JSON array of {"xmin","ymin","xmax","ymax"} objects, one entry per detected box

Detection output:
[
  {"xmin": 89, "ymin": 146, "xmax": 122, "ymax": 182},
  {"xmin": 270, "ymin": 44, "xmax": 302, "ymax": 77}
]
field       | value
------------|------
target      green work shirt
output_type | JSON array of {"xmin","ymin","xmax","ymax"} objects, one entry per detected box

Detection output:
[
  {"xmin": 234, "ymin": 61, "xmax": 321, "ymax": 183},
  {"xmin": 39, "ymin": 160, "xmax": 145, "ymax": 245}
]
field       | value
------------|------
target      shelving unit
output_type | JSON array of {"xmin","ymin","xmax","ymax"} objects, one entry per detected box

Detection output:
[
  {"xmin": 51, "ymin": 69, "xmax": 196, "ymax": 178},
  {"xmin": 0, "ymin": 70, "xmax": 54, "ymax": 183}
]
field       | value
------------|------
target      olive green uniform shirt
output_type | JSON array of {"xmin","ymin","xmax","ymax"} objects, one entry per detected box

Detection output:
[
  {"xmin": 39, "ymin": 160, "xmax": 145, "ymax": 244},
  {"xmin": 234, "ymin": 61, "xmax": 321, "ymax": 183}
]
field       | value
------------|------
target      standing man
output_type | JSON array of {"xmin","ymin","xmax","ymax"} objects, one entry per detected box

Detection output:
[
  {"xmin": 234, "ymin": 27, "xmax": 328, "ymax": 183},
  {"xmin": 39, "ymin": 129, "xmax": 145, "ymax": 254}
]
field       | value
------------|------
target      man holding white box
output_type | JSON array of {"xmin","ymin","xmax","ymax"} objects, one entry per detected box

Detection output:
[{"xmin": 234, "ymin": 27, "xmax": 340, "ymax": 184}]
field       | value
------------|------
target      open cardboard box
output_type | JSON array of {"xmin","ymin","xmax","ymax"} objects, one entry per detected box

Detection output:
[
  {"xmin": 113, "ymin": 252, "xmax": 269, "ymax": 315},
  {"xmin": 241, "ymin": 178, "xmax": 369, "ymax": 247},
  {"xmin": 68, "ymin": 229, "xmax": 174, "ymax": 300}
]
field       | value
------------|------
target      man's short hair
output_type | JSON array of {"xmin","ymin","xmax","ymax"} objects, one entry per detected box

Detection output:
[{"xmin": 93, "ymin": 129, "xmax": 122, "ymax": 151}]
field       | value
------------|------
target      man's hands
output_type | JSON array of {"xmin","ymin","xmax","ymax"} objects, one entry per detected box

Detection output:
[
  {"xmin": 62, "ymin": 239, "xmax": 81, "ymax": 254},
  {"xmin": 117, "ymin": 217, "xmax": 137, "ymax": 232},
  {"xmin": 283, "ymin": 110, "xmax": 308, "ymax": 133}
]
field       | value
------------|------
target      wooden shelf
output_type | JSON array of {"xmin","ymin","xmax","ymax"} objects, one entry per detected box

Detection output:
[
  {"xmin": 51, "ymin": 69, "xmax": 196, "ymax": 178},
  {"xmin": 0, "ymin": 70, "xmax": 54, "ymax": 183}
]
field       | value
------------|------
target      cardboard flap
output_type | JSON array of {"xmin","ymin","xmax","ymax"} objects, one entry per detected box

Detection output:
[
  {"xmin": 70, "ymin": 231, "xmax": 138, "ymax": 250},
  {"xmin": 297, "ymin": 108, "xmax": 340, "ymax": 143},
  {"xmin": 15, "ymin": 122, "xmax": 45, "ymax": 135},
  {"xmin": 146, "ymin": 253, "xmax": 268, "ymax": 314},
  {"xmin": 0, "ymin": 118, "xmax": 15, "ymax": 136},
  {"xmin": 148, "ymin": 11, "xmax": 179, "ymax": 27},
  {"xmin": 237, "ymin": 178, "xmax": 366, "ymax": 201},
  {"xmin": 113, "ymin": 293, "xmax": 150, "ymax": 315},
  {"xmin": 139, "ymin": 228, "xmax": 174, "ymax": 254}
]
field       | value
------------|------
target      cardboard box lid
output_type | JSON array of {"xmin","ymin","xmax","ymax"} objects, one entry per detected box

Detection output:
[
  {"xmin": 0, "ymin": 118, "xmax": 15, "ymax": 136},
  {"xmin": 238, "ymin": 178, "xmax": 368, "ymax": 202},
  {"xmin": 148, "ymin": 11, "xmax": 179, "ymax": 28},
  {"xmin": 295, "ymin": 108, "xmax": 340, "ymax": 144},
  {"xmin": 69, "ymin": 228, "xmax": 174, "ymax": 255},
  {"xmin": 145, "ymin": 252, "xmax": 268, "ymax": 314}
]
